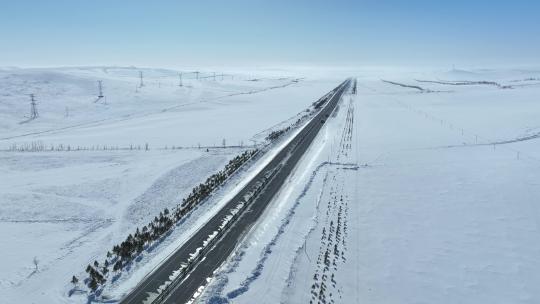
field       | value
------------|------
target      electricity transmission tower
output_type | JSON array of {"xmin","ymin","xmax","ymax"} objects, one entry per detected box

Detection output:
[
  {"xmin": 139, "ymin": 71, "xmax": 144, "ymax": 87},
  {"xmin": 30, "ymin": 94, "xmax": 38, "ymax": 119},
  {"xmin": 178, "ymin": 72, "xmax": 183, "ymax": 87},
  {"xmin": 94, "ymin": 80, "xmax": 106, "ymax": 103},
  {"xmin": 213, "ymin": 72, "xmax": 216, "ymax": 81},
  {"xmin": 195, "ymin": 71, "xmax": 199, "ymax": 80},
  {"xmin": 98, "ymin": 80, "xmax": 104, "ymax": 98}
]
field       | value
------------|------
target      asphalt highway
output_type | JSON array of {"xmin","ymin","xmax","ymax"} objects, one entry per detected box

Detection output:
[{"xmin": 121, "ymin": 79, "xmax": 351, "ymax": 304}]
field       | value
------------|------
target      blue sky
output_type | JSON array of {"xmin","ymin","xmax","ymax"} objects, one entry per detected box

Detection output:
[{"xmin": 1, "ymin": 0, "xmax": 539, "ymax": 68}]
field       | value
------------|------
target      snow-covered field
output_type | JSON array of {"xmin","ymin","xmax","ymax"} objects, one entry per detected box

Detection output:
[
  {"xmin": 200, "ymin": 68, "xmax": 540, "ymax": 304},
  {"xmin": 0, "ymin": 67, "xmax": 342, "ymax": 303},
  {"xmin": 2, "ymin": 66, "xmax": 540, "ymax": 304}
]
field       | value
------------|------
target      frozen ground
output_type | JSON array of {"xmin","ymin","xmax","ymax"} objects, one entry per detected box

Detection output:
[
  {"xmin": 200, "ymin": 68, "xmax": 540, "ymax": 304},
  {"xmin": 0, "ymin": 66, "xmax": 343, "ymax": 303}
]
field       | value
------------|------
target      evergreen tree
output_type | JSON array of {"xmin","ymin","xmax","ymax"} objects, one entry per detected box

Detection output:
[
  {"xmin": 113, "ymin": 260, "xmax": 123, "ymax": 272},
  {"xmin": 88, "ymin": 277, "xmax": 98, "ymax": 291}
]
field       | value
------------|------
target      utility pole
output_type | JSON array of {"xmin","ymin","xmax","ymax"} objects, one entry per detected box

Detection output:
[
  {"xmin": 30, "ymin": 94, "xmax": 38, "ymax": 119},
  {"xmin": 98, "ymin": 80, "xmax": 104, "ymax": 98},
  {"xmin": 213, "ymin": 72, "xmax": 216, "ymax": 81},
  {"xmin": 139, "ymin": 71, "xmax": 144, "ymax": 87},
  {"xmin": 195, "ymin": 71, "xmax": 199, "ymax": 80},
  {"xmin": 178, "ymin": 72, "xmax": 183, "ymax": 87}
]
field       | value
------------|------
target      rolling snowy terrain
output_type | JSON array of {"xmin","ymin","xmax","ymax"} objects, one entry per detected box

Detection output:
[
  {"xmin": 200, "ymin": 68, "xmax": 540, "ymax": 304},
  {"xmin": 2, "ymin": 66, "xmax": 540, "ymax": 304},
  {"xmin": 0, "ymin": 66, "xmax": 342, "ymax": 303}
]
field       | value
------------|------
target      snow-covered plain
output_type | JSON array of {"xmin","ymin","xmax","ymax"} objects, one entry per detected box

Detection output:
[
  {"xmin": 200, "ymin": 68, "xmax": 540, "ymax": 304},
  {"xmin": 0, "ymin": 67, "xmax": 342, "ymax": 303},
  {"xmin": 3, "ymin": 66, "xmax": 540, "ymax": 304}
]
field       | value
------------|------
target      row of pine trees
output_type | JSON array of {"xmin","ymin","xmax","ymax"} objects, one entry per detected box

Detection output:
[{"xmin": 72, "ymin": 149, "xmax": 258, "ymax": 292}]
